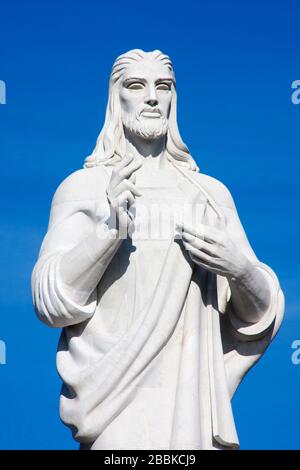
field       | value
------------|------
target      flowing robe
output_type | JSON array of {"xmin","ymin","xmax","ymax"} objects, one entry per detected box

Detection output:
[{"xmin": 32, "ymin": 163, "xmax": 284, "ymax": 450}]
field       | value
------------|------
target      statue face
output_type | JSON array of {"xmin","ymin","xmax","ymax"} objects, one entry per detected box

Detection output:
[{"xmin": 119, "ymin": 59, "xmax": 173, "ymax": 140}]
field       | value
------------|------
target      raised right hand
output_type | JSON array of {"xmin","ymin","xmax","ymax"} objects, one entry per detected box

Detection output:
[{"xmin": 106, "ymin": 154, "xmax": 142, "ymax": 233}]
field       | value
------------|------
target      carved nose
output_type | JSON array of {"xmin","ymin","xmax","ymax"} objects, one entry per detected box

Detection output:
[
  {"xmin": 145, "ymin": 86, "xmax": 159, "ymax": 107},
  {"xmin": 146, "ymin": 97, "xmax": 159, "ymax": 107}
]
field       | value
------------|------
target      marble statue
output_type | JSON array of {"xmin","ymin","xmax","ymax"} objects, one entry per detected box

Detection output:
[{"xmin": 31, "ymin": 49, "xmax": 284, "ymax": 450}]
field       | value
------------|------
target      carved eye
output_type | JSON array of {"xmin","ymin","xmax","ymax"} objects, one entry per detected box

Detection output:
[
  {"xmin": 126, "ymin": 82, "xmax": 145, "ymax": 90},
  {"xmin": 156, "ymin": 82, "xmax": 171, "ymax": 91}
]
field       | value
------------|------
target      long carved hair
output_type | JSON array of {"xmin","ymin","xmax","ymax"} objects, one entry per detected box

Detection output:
[{"xmin": 84, "ymin": 49, "xmax": 198, "ymax": 172}]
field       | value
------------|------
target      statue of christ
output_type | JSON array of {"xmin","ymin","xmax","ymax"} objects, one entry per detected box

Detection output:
[{"xmin": 32, "ymin": 49, "xmax": 284, "ymax": 450}]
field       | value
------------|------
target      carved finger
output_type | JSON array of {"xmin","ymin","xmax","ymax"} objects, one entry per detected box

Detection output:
[
  {"xmin": 109, "ymin": 170, "xmax": 123, "ymax": 188},
  {"xmin": 114, "ymin": 180, "xmax": 141, "ymax": 199},
  {"xmin": 129, "ymin": 172, "xmax": 136, "ymax": 184},
  {"xmin": 110, "ymin": 156, "xmax": 137, "ymax": 187},
  {"xmin": 118, "ymin": 190, "xmax": 135, "ymax": 208},
  {"xmin": 179, "ymin": 222, "xmax": 220, "ymax": 244},
  {"xmin": 183, "ymin": 242, "xmax": 215, "ymax": 265},
  {"xmin": 119, "ymin": 159, "xmax": 143, "ymax": 180},
  {"xmin": 190, "ymin": 255, "xmax": 228, "ymax": 275},
  {"xmin": 182, "ymin": 232, "xmax": 219, "ymax": 257},
  {"xmin": 189, "ymin": 254, "xmax": 217, "ymax": 272},
  {"xmin": 123, "ymin": 180, "xmax": 142, "ymax": 197}
]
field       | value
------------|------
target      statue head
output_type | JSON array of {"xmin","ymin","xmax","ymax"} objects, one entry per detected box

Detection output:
[{"xmin": 84, "ymin": 49, "xmax": 198, "ymax": 171}]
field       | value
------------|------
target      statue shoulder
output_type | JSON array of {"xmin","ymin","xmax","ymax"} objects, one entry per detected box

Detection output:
[
  {"xmin": 194, "ymin": 172, "xmax": 236, "ymax": 210},
  {"xmin": 52, "ymin": 165, "xmax": 110, "ymax": 206}
]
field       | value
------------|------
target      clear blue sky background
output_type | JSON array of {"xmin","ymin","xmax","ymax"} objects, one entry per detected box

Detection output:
[{"xmin": 0, "ymin": 0, "xmax": 299, "ymax": 450}]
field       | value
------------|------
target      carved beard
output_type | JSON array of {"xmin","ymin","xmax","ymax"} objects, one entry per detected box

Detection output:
[{"xmin": 122, "ymin": 110, "xmax": 168, "ymax": 140}]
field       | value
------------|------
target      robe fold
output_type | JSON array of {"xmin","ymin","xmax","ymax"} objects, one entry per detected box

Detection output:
[{"xmin": 32, "ymin": 164, "xmax": 284, "ymax": 450}]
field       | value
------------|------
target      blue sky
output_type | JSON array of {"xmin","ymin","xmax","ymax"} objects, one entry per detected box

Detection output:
[{"xmin": 0, "ymin": 0, "xmax": 299, "ymax": 449}]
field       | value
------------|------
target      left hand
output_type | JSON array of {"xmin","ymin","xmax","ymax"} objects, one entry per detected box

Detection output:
[{"xmin": 177, "ymin": 223, "xmax": 250, "ymax": 279}]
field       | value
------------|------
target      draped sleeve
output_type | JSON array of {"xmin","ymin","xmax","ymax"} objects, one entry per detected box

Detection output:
[
  {"xmin": 31, "ymin": 166, "xmax": 110, "ymax": 328},
  {"xmin": 219, "ymin": 267, "xmax": 284, "ymax": 398}
]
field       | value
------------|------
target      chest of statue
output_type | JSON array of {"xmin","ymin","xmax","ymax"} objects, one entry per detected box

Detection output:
[{"xmin": 130, "ymin": 168, "xmax": 207, "ymax": 246}]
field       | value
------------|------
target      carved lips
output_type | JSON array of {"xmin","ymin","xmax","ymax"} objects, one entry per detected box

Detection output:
[{"xmin": 140, "ymin": 108, "xmax": 162, "ymax": 118}]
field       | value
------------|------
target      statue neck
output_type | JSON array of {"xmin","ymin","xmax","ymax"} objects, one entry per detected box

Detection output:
[{"xmin": 124, "ymin": 129, "xmax": 168, "ymax": 170}]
